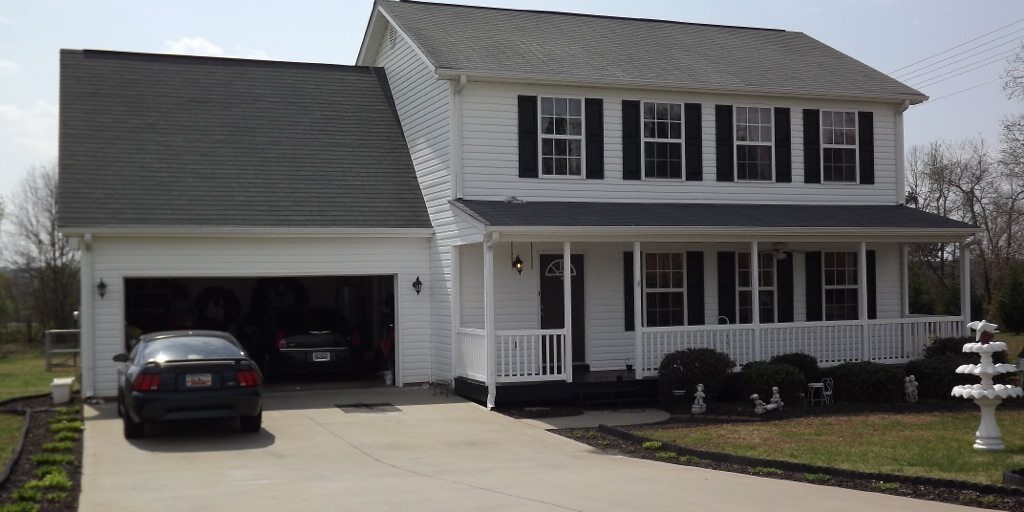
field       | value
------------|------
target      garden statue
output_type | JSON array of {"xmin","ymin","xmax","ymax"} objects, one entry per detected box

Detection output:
[
  {"xmin": 691, "ymin": 383, "xmax": 706, "ymax": 414},
  {"xmin": 769, "ymin": 386, "xmax": 784, "ymax": 410},
  {"xmin": 751, "ymin": 394, "xmax": 767, "ymax": 414},
  {"xmin": 905, "ymin": 375, "xmax": 919, "ymax": 403},
  {"xmin": 951, "ymin": 320, "xmax": 1024, "ymax": 450}
]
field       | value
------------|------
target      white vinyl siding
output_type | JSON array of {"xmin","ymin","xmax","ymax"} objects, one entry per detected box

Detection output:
[{"xmin": 460, "ymin": 81, "xmax": 898, "ymax": 204}]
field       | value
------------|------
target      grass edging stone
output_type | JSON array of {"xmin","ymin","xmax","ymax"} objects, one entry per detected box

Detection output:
[
  {"xmin": 0, "ymin": 411, "xmax": 32, "ymax": 488},
  {"xmin": 596, "ymin": 423, "xmax": 1022, "ymax": 497}
]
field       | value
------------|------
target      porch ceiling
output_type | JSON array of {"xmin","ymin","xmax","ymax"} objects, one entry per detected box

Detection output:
[{"xmin": 451, "ymin": 200, "xmax": 978, "ymax": 243}]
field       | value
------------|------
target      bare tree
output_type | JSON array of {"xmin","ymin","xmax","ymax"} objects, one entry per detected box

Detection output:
[{"xmin": 4, "ymin": 163, "xmax": 79, "ymax": 332}]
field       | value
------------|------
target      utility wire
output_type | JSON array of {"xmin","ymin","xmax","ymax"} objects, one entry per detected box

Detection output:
[
  {"xmin": 908, "ymin": 46, "xmax": 1019, "ymax": 88},
  {"xmin": 894, "ymin": 26, "xmax": 1024, "ymax": 79},
  {"xmin": 914, "ymin": 77, "xmax": 1002, "ymax": 107},
  {"xmin": 896, "ymin": 34, "xmax": 1024, "ymax": 83},
  {"xmin": 889, "ymin": 16, "xmax": 1024, "ymax": 74},
  {"xmin": 913, "ymin": 52, "xmax": 1016, "ymax": 89}
]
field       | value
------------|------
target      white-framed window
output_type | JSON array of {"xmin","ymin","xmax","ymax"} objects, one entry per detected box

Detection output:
[
  {"xmin": 735, "ymin": 106, "xmax": 773, "ymax": 181},
  {"xmin": 821, "ymin": 111, "xmax": 858, "ymax": 183},
  {"xmin": 737, "ymin": 252, "xmax": 776, "ymax": 324},
  {"xmin": 539, "ymin": 97, "xmax": 584, "ymax": 177},
  {"xmin": 644, "ymin": 253, "xmax": 686, "ymax": 327},
  {"xmin": 642, "ymin": 101, "xmax": 683, "ymax": 179},
  {"xmin": 823, "ymin": 251, "xmax": 858, "ymax": 321}
]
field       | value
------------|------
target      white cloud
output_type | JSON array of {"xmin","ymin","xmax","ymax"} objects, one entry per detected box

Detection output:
[
  {"xmin": 0, "ymin": 101, "xmax": 58, "ymax": 195},
  {"xmin": 163, "ymin": 36, "xmax": 269, "ymax": 60},
  {"xmin": 0, "ymin": 17, "xmax": 13, "ymax": 25},
  {"xmin": 0, "ymin": 59, "xmax": 19, "ymax": 73}
]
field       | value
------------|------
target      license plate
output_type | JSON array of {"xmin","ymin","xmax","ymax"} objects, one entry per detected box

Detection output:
[
  {"xmin": 185, "ymin": 373, "xmax": 212, "ymax": 387},
  {"xmin": 312, "ymin": 352, "xmax": 331, "ymax": 362}
]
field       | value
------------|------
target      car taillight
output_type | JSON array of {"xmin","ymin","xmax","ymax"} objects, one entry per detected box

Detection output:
[
  {"xmin": 236, "ymin": 369, "xmax": 260, "ymax": 387},
  {"xmin": 275, "ymin": 329, "xmax": 287, "ymax": 349},
  {"xmin": 133, "ymin": 373, "xmax": 161, "ymax": 392}
]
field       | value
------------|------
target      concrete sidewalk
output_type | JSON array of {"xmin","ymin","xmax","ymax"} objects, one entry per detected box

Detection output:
[{"xmin": 79, "ymin": 387, "xmax": 982, "ymax": 512}]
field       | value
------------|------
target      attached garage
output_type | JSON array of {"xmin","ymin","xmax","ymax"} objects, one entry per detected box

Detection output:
[{"xmin": 57, "ymin": 51, "xmax": 434, "ymax": 398}]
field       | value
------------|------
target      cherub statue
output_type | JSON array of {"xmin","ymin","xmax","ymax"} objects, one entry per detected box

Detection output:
[
  {"xmin": 751, "ymin": 394, "xmax": 767, "ymax": 414},
  {"xmin": 769, "ymin": 386, "xmax": 784, "ymax": 410},
  {"xmin": 905, "ymin": 375, "xmax": 919, "ymax": 403},
  {"xmin": 691, "ymin": 383, "xmax": 706, "ymax": 414}
]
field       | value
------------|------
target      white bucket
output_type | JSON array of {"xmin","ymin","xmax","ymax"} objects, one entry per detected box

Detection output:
[
  {"xmin": 381, "ymin": 370, "xmax": 394, "ymax": 386},
  {"xmin": 51, "ymin": 377, "xmax": 75, "ymax": 405}
]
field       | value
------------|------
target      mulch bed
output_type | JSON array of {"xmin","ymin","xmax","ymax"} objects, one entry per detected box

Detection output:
[
  {"xmin": 553, "ymin": 401, "xmax": 1024, "ymax": 511},
  {"xmin": 0, "ymin": 395, "xmax": 82, "ymax": 512}
]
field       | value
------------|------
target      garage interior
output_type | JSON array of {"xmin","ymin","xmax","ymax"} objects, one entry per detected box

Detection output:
[{"xmin": 124, "ymin": 276, "xmax": 396, "ymax": 385}]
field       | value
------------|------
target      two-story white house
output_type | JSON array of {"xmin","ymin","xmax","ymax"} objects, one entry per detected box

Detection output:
[{"xmin": 59, "ymin": 0, "xmax": 975, "ymax": 406}]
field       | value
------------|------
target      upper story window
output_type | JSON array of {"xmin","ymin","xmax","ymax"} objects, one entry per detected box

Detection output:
[
  {"xmin": 735, "ymin": 106, "xmax": 773, "ymax": 181},
  {"xmin": 824, "ymin": 251, "xmax": 858, "ymax": 321},
  {"xmin": 540, "ymin": 97, "xmax": 583, "ymax": 177},
  {"xmin": 737, "ymin": 252, "xmax": 776, "ymax": 324},
  {"xmin": 642, "ymin": 102, "xmax": 683, "ymax": 179},
  {"xmin": 644, "ymin": 253, "xmax": 686, "ymax": 327},
  {"xmin": 821, "ymin": 111, "xmax": 858, "ymax": 183}
]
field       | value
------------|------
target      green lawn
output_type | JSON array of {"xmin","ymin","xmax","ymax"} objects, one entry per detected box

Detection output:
[
  {"xmin": 638, "ymin": 410, "xmax": 1024, "ymax": 484},
  {"xmin": 0, "ymin": 413, "xmax": 23, "ymax": 464},
  {"xmin": 0, "ymin": 344, "xmax": 76, "ymax": 402}
]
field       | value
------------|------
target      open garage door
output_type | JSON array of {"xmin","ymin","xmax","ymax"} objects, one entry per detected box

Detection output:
[{"xmin": 124, "ymin": 276, "xmax": 395, "ymax": 385}]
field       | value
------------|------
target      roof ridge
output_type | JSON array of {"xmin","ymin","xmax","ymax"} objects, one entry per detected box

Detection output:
[
  {"xmin": 390, "ymin": 0, "xmax": 787, "ymax": 33},
  {"xmin": 70, "ymin": 49, "xmax": 372, "ymax": 71}
]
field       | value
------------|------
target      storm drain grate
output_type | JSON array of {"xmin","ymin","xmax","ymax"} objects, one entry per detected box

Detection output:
[{"xmin": 335, "ymin": 402, "xmax": 400, "ymax": 413}]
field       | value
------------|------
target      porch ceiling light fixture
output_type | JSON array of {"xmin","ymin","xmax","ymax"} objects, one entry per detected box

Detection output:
[
  {"xmin": 412, "ymin": 276, "xmax": 423, "ymax": 295},
  {"xmin": 97, "ymin": 278, "xmax": 107, "ymax": 299}
]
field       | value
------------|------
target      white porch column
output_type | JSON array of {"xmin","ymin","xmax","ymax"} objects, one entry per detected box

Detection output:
[
  {"xmin": 900, "ymin": 244, "xmax": 909, "ymax": 317},
  {"xmin": 859, "ymin": 241, "xmax": 870, "ymax": 361},
  {"xmin": 563, "ymin": 241, "xmax": 573, "ymax": 383},
  {"xmin": 633, "ymin": 242, "xmax": 643, "ymax": 378},
  {"xmin": 484, "ymin": 235, "xmax": 497, "ymax": 409},
  {"xmin": 750, "ymin": 241, "xmax": 761, "ymax": 360},
  {"xmin": 960, "ymin": 241, "xmax": 972, "ymax": 334}
]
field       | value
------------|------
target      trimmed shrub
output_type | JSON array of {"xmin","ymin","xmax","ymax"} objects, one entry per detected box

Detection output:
[
  {"xmin": 657, "ymin": 348, "xmax": 735, "ymax": 406},
  {"xmin": 740, "ymin": 362, "xmax": 805, "ymax": 405},
  {"xmin": 923, "ymin": 337, "xmax": 1007, "ymax": 363},
  {"xmin": 904, "ymin": 355, "xmax": 1009, "ymax": 400},
  {"xmin": 826, "ymin": 361, "xmax": 903, "ymax": 403},
  {"xmin": 996, "ymin": 266, "xmax": 1024, "ymax": 333},
  {"xmin": 768, "ymin": 353, "xmax": 820, "ymax": 382}
]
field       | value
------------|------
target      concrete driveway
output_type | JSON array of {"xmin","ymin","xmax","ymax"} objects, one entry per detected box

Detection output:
[{"xmin": 80, "ymin": 387, "xmax": 981, "ymax": 512}]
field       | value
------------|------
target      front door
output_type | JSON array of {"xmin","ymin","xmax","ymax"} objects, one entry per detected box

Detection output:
[{"xmin": 539, "ymin": 254, "xmax": 585, "ymax": 365}]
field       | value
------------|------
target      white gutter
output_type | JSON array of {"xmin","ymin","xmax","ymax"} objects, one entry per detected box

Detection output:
[
  {"xmin": 59, "ymin": 226, "xmax": 436, "ymax": 238},
  {"xmin": 79, "ymin": 234, "xmax": 95, "ymax": 398}
]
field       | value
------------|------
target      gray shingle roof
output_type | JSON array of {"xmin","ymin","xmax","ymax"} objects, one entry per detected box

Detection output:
[
  {"xmin": 453, "ymin": 200, "xmax": 975, "ymax": 231},
  {"xmin": 380, "ymin": 1, "xmax": 925, "ymax": 103},
  {"xmin": 58, "ymin": 50, "xmax": 431, "ymax": 230}
]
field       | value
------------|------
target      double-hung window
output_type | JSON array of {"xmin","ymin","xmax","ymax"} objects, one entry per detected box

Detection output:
[
  {"xmin": 644, "ymin": 253, "xmax": 686, "ymax": 327},
  {"xmin": 735, "ymin": 106, "xmax": 773, "ymax": 181},
  {"xmin": 642, "ymin": 102, "xmax": 683, "ymax": 179},
  {"xmin": 821, "ymin": 111, "xmax": 858, "ymax": 182},
  {"xmin": 737, "ymin": 252, "xmax": 776, "ymax": 324},
  {"xmin": 540, "ymin": 97, "xmax": 583, "ymax": 177},
  {"xmin": 823, "ymin": 251, "xmax": 858, "ymax": 320}
]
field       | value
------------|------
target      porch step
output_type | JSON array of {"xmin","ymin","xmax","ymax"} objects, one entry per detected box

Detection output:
[{"xmin": 574, "ymin": 382, "xmax": 655, "ymax": 408}]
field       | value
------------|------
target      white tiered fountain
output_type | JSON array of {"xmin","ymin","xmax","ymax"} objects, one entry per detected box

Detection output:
[{"xmin": 951, "ymin": 320, "xmax": 1024, "ymax": 451}]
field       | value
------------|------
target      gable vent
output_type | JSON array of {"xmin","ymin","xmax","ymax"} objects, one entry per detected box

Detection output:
[{"xmin": 387, "ymin": 26, "xmax": 397, "ymax": 48}]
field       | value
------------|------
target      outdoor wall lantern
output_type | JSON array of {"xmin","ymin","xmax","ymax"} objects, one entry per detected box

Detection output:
[
  {"xmin": 97, "ymin": 278, "xmax": 107, "ymax": 299},
  {"xmin": 511, "ymin": 242, "xmax": 524, "ymax": 275},
  {"xmin": 412, "ymin": 276, "xmax": 423, "ymax": 295}
]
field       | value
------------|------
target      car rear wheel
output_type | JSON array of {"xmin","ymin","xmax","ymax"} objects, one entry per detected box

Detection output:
[
  {"xmin": 240, "ymin": 410, "xmax": 262, "ymax": 433},
  {"xmin": 123, "ymin": 413, "xmax": 145, "ymax": 439}
]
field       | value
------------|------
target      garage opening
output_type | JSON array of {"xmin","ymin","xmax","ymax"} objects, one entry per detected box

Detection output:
[{"xmin": 124, "ymin": 276, "xmax": 396, "ymax": 385}]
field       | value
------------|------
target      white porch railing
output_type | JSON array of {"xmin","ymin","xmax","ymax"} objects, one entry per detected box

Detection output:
[
  {"xmin": 455, "ymin": 328, "xmax": 486, "ymax": 382},
  {"xmin": 638, "ymin": 316, "xmax": 963, "ymax": 377},
  {"xmin": 495, "ymin": 329, "xmax": 567, "ymax": 383}
]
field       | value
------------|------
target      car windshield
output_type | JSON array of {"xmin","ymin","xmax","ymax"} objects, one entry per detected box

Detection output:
[{"xmin": 141, "ymin": 336, "xmax": 243, "ymax": 363}]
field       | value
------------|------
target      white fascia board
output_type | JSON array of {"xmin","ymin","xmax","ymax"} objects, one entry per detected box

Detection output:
[
  {"xmin": 59, "ymin": 226, "xmax": 435, "ymax": 238},
  {"xmin": 355, "ymin": 3, "xmax": 384, "ymax": 66},
  {"xmin": 434, "ymin": 69, "xmax": 928, "ymax": 105},
  {"xmin": 487, "ymin": 225, "xmax": 977, "ymax": 243}
]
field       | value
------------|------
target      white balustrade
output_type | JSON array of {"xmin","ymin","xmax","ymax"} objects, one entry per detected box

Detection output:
[
  {"xmin": 455, "ymin": 328, "xmax": 486, "ymax": 382},
  {"xmin": 495, "ymin": 329, "xmax": 566, "ymax": 382}
]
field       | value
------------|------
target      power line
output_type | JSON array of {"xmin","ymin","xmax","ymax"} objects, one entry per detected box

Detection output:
[
  {"xmin": 894, "ymin": 26, "xmax": 1024, "ymax": 79},
  {"xmin": 913, "ymin": 51, "xmax": 1016, "ymax": 89},
  {"xmin": 915, "ymin": 77, "xmax": 1002, "ymax": 107},
  {"xmin": 889, "ymin": 16, "xmax": 1024, "ymax": 74},
  {"xmin": 908, "ymin": 46, "xmax": 1019, "ymax": 88},
  {"xmin": 896, "ymin": 32, "xmax": 1024, "ymax": 83}
]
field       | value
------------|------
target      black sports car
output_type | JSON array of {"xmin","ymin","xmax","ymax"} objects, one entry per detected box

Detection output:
[{"xmin": 114, "ymin": 330, "xmax": 263, "ymax": 439}]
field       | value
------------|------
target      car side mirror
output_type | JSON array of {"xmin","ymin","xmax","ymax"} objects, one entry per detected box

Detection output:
[{"xmin": 112, "ymin": 353, "xmax": 129, "ymax": 363}]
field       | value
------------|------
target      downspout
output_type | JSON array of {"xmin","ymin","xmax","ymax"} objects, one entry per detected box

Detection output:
[
  {"xmin": 895, "ymin": 100, "xmax": 910, "ymax": 205},
  {"xmin": 80, "ymin": 234, "xmax": 95, "ymax": 398},
  {"xmin": 450, "ymin": 74, "xmax": 467, "ymax": 200}
]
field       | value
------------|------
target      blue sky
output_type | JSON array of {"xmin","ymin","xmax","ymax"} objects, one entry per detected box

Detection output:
[{"xmin": 0, "ymin": 0, "xmax": 1022, "ymax": 197}]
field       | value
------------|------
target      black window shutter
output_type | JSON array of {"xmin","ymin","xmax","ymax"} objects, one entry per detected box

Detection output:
[
  {"xmin": 715, "ymin": 105, "xmax": 734, "ymax": 182},
  {"xmin": 624, "ymin": 251, "xmax": 634, "ymax": 331},
  {"xmin": 622, "ymin": 100, "xmax": 641, "ymax": 180},
  {"xmin": 777, "ymin": 253, "xmax": 794, "ymax": 323},
  {"xmin": 803, "ymin": 109, "xmax": 821, "ymax": 184},
  {"xmin": 518, "ymin": 95, "xmax": 538, "ymax": 178},
  {"xmin": 585, "ymin": 98, "xmax": 604, "ymax": 179},
  {"xmin": 858, "ymin": 111, "xmax": 875, "ymax": 185},
  {"xmin": 686, "ymin": 252, "xmax": 705, "ymax": 325},
  {"xmin": 805, "ymin": 251, "xmax": 823, "ymax": 321},
  {"xmin": 717, "ymin": 252, "xmax": 736, "ymax": 324},
  {"xmin": 774, "ymin": 107, "xmax": 791, "ymax": 183},
  {"xmin": 684, "ymin": 103, "xmax": 703, "ymax": 181},
  {"xmin": 867, "ymin": 250, "xmax": 877, "ymax": 319}
]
